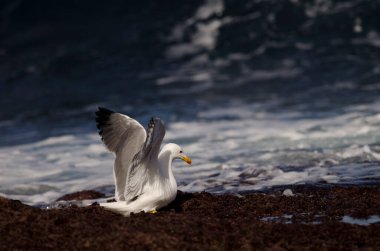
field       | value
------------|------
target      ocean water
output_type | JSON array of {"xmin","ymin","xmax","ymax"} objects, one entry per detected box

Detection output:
[{"xmin": 1, "ymin": 0, "xmax": 380, "ymax": 205}]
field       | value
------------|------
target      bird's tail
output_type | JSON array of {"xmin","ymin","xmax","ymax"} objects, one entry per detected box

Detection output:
[{"xmin": 100, "ymin": 202, "xmax": 132, "ymax": 217}]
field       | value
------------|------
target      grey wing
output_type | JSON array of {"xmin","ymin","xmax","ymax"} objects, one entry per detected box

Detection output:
[
  {"xmin": 95, "ymin": 107, "xmax": 146, "ymax": 201},
  {"xmin": 124, "ymin": 117, "xmax": 166, "ymax": 203},
  {"xmin": 95, "ymin": 107, "xmax": 146, "ymax": 153}
]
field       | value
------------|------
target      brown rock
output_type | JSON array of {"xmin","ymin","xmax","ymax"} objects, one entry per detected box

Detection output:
[
  {"xmin": 55, "ymin": 190, "xmax": 105, "ymax": 201},
  {"xmin": 0, "ymin": 185, "xmax": 379, "ymax": 250}
]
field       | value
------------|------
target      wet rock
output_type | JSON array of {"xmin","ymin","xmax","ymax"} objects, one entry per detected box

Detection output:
[
  {"xmin": 0, "ymin": 185, "xmax": 380, "ymax": 250},
  {"xmin": 282, "ymin": 188, "xmax": 294, "ymax": 196},
  {"xmin": 55, "ymin": 190, "xmax": 105, "ymax": 201}
]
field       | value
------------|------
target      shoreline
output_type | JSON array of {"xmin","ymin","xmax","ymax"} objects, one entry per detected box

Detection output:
[{"xmin": 1, "ymin": 184, "xmax": 380, "ymax": 250}]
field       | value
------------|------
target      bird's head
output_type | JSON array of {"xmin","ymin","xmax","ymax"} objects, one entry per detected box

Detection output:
[{"xmin": 165, "ymin": 143, "xmax": 192, "ymax": 165}]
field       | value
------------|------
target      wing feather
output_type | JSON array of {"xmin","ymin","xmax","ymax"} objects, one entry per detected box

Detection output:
[
  {"xmin": 95, "ymin": 107, "xmax": 146, "ymax": 201},
  {"xmin": 124, "ymin": 117, "xmax": 166, "ymax": 202},
  {"xmin": 95, "ymin": 107, "xmax": 146, "ymax": 153}
]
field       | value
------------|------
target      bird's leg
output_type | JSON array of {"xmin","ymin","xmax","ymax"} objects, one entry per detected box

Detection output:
[{"xmin": 148, "ymin": 210, "xmax": 157, "ymax": 214}]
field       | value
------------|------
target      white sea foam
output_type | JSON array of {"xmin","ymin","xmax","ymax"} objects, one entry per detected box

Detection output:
[
  {"xmin": 0, "ymin": 134, "xmax": 114, "ymax": 205},
  {"xmin": 169, "ymin": 101, "xmax": 380, "ymax": 192},
  {"xmin": 165, "ymin": 0, "xmax": 224, "ymax": 59},
  {"xmin": 0, "ymin": 101, "xmax": 380, "ymax": 204}
]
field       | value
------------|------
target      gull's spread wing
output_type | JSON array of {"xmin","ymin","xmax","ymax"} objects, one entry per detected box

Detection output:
[
  {"xmin": 124, "ymin": 117, "xmax": 166, "ymax": 203},
  {"xmin": 95, "ymin": 107, "xmax": 146, "ymax": 201}
]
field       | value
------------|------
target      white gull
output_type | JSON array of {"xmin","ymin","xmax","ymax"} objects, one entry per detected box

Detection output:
[{"xmin": 95, "ymin": 107, "xmax": 192, "ymax": 216}]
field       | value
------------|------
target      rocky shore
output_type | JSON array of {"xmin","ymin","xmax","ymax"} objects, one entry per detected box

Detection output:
[{"xmin": 1, "ymin": 185, "xmax": 380, "ymax": 250}]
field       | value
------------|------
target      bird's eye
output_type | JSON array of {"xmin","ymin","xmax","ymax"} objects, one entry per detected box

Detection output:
[{"xmin": 179, "ymin": 150, "xmax": 183, "ymax": 153}]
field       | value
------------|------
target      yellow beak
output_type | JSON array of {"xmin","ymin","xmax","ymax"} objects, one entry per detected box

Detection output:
[{"xmin": 181, "ymin": 155, "xmax": 192, "ymax": 165}]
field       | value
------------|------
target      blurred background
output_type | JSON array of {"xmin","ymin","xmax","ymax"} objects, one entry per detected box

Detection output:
[{"xmin": 1, "ymin": 0, "xmax": 380, "ymax": 205}]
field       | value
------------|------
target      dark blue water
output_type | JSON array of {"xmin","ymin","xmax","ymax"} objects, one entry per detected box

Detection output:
[
  {"xmin": 1, "ymin": 0, "xmax": 380, "ymax": 144},
  {"xmin": 1, "ymin": 0, "xmax": 380, "ymax": 204}
]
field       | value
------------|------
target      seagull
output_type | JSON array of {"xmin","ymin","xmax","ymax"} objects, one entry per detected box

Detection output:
[{"xmin": 95, "ymin": 107, "xmax": 192, "ymax": 216}]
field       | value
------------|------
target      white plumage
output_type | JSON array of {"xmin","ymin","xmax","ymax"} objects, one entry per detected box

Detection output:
[{"xmin": 95, "ymin": 107, "xmax": 191, "ymax": 216}]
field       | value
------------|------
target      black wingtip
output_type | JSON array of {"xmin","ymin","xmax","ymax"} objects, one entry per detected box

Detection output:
[
  {"xmin": 149, "ymin": 117, "xmax": 163, "ymax": 124},
  {"xmin": 96, "ymin": 107, "xmax": 115, "ymax": 115},
  {"xmin": 148, "ymin": 117, "xmax": 155, "ymax": 128},
  {"xmin": 95, "ymin": 107, "xmax": 115, "ymax": 133}
]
